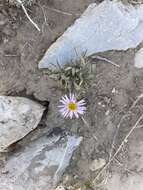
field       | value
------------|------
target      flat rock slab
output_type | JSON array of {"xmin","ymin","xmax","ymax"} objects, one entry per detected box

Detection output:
[
  {"xmin": 0, "ymin": 135, "xmax": 82, "ymax": 190},
  {"xmin": 39, "ymin": 1, "xmax": 143, "ymax": 69},
  {"xmin": 0, "ymin": 96, "xmax": 45, "ymax": 152}
]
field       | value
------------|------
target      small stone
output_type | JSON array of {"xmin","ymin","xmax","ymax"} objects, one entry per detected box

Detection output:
[
  {"xmin": 134, "ymin": 48, "xmax": 143, "ymax": 68},
  {"xmin": 0, "ymin": 13, "xmax": 8, "ymax": 26},
  {"xmin": 63, "ymin": 175, "xmax": 72, "ymax": 185},
  {"xmin": 55, "ymin": 185, "xmax": 65, "ymax": 190},
  {"xmin": 1, "ymin": 170, "xmax": 9, "ymax": 174},
  {"xmin": 2, "ymin": 25, "xmax": 16, "ymax": 37},
  {"xmin": 105, "ymin": 110, "xmax": 110, "ymax": 116},
  {"xmin": 112, "ymin": 88, "xmax": 116, "ymax": 94},
  {"xmin": 89, "ymin": 158, "xmax": 106, "ymax": 172}
]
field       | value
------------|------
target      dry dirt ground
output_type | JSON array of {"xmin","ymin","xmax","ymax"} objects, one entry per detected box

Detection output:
[{"xmin": 1, "ymin": 0, "xmax": 143, "ymax": 190}]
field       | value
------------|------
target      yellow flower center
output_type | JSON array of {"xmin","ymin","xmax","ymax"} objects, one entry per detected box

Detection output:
[{"xmin": 68, "ymin": 102, "xmax": 77, "ymax": 111}]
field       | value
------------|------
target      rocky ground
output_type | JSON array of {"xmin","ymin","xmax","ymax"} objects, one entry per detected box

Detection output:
[{"xmin": 1, "ymin": 0, "xmax": 143, "ymax": 190}]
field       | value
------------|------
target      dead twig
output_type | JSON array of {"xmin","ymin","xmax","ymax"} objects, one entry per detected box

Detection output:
[
  {"xmin": 45, "ymin": 6, "xmax": 80, "ymax": 16},
  {"xmin": 20, "ymin": 42, "xmax": 34, "ymax": 54},
  {"xmin": 109, "ymin": 113, "xmax": 131, "ymax": 160},
  {"xmin": 109, "ymin": 93, "xmax": 143, "ymax": 161},
  {"xmin": 130, "ymin": 94, "xmax": 143, "ymax": 109},
  {"xmin": 38, "ymin": 3, "xmax": 53, "ymax": 34},
  {"xmin": 93, "ymin": 113, "xmax": 143, "ymax": 183},
  {"xmin": 16, "ymin": 0, "xmax": 40, "ymax": 32},
  {"xmin": 114, "ymin": 158, "xmax": 137, "ymax": 175},
  {"xmin": 136, "ymin": 124, "xmax": 143, "ymax": 129},
  {"xmin": 4, "ymin": 54, "xmax": 19, "ymax": 57},
  {"xmin": 92, "ymin": 55, "xmax": 120, "ymax": 68}
]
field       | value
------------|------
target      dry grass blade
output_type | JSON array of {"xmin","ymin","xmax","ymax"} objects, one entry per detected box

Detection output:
[
  {"xmin": 93, "ymin": 94, "xmax": 143, "ymax": 185},
  {"xmin": 45, "ymin": 56, "xmax": 95, "ymax": 95},
  {"xmin": 46, "ymin": 6, "xmax": 80, "ymax": 16},
  {"xmin": 16, "ymin": 0, "xmax": 40, "ymax": 32},
  {"xmin": 92, "ymin": 55, "xmax": 120, "ymax": 68},
  {"xmin": 109, "ymin": 93, "xmax": 143, "ymax": 161},
  {"xmin": 93, "ymin": 113, "xmax": 143, "ymax": 184}
]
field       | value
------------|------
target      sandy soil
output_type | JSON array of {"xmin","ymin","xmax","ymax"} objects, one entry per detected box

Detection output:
[{"xmin": 1, "ymin": 0, "xmax": 143, "ymax": 190}]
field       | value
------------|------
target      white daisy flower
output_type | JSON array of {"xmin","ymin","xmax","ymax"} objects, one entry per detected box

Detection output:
[{"xmin": 58, "ymin": 94, "xmax": 86, "ymax": 119}]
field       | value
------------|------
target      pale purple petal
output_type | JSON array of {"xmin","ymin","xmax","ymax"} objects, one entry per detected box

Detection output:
[
  {"xmin": 66, "ymin": 111, "xmax": 70, "ymax": 118},
  {"xmin": 59, "ymin": 108, "xmax": 67, "ymax": 114},
  {"xmin": 72, "ymin": 94, "xmax": 76, "ymax": 102},
  {"xmin": 64, "ymin": 95, "xmax": 70, "ymax": 102},
  {"xmin": 77, "ymin": 109, "xmax": 85, "ymax": 114},
  {"xmin": 60, "ymin": 108, "xmax": 69, "ymax": 118},
  {"xmin": 73, "ymin": 111, "xmax": 79, "ymax": 118},
  {"xmin": 59, "ymin": 99, "xmax": 67, "ymax": 104},
  {"xmin": 78, "ymin": 99, "xmax": 86, "ymax": 104},
  {"xmin": 58, "ymin": 93, "xmax": 86, "ymax": 119},
  {"xmin": 69, "ymin": 111, "xmax": 74, "ymax": 119},
  {"xmin": 69, "ymin": 93, "xmax": 75, "ymax": 102},
  {"xmin": 77, "ymin": 106, "xmax": 86, "ymax": 111},
  {"xmin": 77, "ymin": 100, "xmax": 86, "ymax": 106},
  {"xmin": 58, "ymin": 105, "xmax": 66, "ymax": 108},
  {"xmin": 69, "ymin": 93, "xmax": 72, "ymax": 100},
  {"xmin": 63, "ymin": 110, "xmax": 69, "ymax": 117},
  {"xmin": 61, "ymin": 95, "xmax": 70, "ymax": 103}
]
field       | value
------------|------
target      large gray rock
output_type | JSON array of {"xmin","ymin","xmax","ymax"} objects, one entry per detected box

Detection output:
[
  {"xmin": 0, "ymin": 135, "xmax": 82, "ymax": 190},
  {"xmin": 0, "ymin": 96, "xmax": 45, "ymax": 152},
  {"xmin": 39, "ymin": 1, "xmax": 143, "ymax": 69}
]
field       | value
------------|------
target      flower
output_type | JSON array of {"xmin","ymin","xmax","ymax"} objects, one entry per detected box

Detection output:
[{"xmin": 58, "ymin": 94, "xmax": 86, "ymax": 119}]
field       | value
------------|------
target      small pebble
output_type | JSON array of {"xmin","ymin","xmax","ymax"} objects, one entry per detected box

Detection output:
[
  {"xmin": 89, "ymin": 158, "xmax": 106, "ymax": 171},
  {"xmin": 55, "ymin": 185, "xmax": 65, "ymax": 190},
  {"xmin": 134, "ymin": 48, "xmax": 143, "ymax": 68},
  {"xmin": 105, "ymin": 109, "xmax": 110, "ymax": 116},
  {"xmin": 112, "ymin": 88, "xmax": 116, "ymax": 94}
]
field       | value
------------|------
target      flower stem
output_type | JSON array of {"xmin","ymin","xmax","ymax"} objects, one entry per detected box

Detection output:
[{"xmin": 81, "ymin": 117, "xmax": 98, "ymax": 141}]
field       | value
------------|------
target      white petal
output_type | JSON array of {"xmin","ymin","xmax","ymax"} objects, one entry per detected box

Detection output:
[
  {"xmin": 72, "ymin": 94, "xmax": 76, "ymax": 102},
  {"xmin": 77, "ymin": 100, "xmax": 86, "ymax": 106},
  {"xmin": 58, "ymin": 105, "xmax": 66, "ymax": 108},
  {"xmin": 60, "ymin": 99, "xmax": 67, "ymax": 104},
  {"xmin": 69, "ymin": 93, "xmax": 75, "ymax": 102},
  {"xmin": 64, "ymin": 95, "xmax": 70, "ymax": 102},
  {"xmin": 63, "ymin": 110, "xmax": 69, "ymax": 117},
  {"xmin": 69, "ymin": 93, "xmax": 72, "ymax": 100},
  {"xmin": 65, "ymin": 111, "xmax": 70, "ymax": 118},
  {"xmin": 77, "ymin": 110, "xmax": 85, "ymax": 114},
  {"xmin": 69, "ymin": 111, "xmax": 74, "ymax": 119},
  {"xmin": 73, "ymin": 111, "xmax": 79, "ymax": 118},
  {"xmin": 61, "ymin": 95, "xmax": 70, "ymax": 103},
  {"xmin": 77, "ymin": 106, "xmax": 86, "ymax": 111},
  {"xmin": 59, "ymin": 107, "xmax": 68, "ymax": 113}
]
